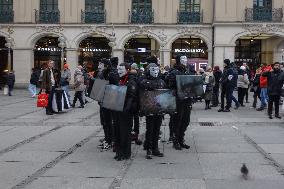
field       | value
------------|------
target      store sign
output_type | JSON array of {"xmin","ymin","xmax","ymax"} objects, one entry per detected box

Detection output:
[
  {"xmin": 175, "ymin": 49, "xmax": 205, "ymax": 54},
  {"xmin": 82, "ymin": 48, "xmax": 109, "ymax": 52},
  {"xmin": 36, "ymin": 47, "xmax": 61, "ymax": 52}
]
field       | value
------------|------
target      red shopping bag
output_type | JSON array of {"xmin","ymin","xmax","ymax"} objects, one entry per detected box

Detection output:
[{"xmin": 37, "ymin": 93, "xmax": 49, "ymax": 107}]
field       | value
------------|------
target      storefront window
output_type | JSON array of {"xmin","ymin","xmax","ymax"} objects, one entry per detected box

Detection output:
[
  {"xmin": 78, "ymin": 37, "xmax": 111, "ymax": 65},
  {"xmin": 34, "ymin": 37, "xmax": 64, "ymax": 70},
  {"xmin": 235, "ymin": 39, "xmax": 261, "ymax": 68}
]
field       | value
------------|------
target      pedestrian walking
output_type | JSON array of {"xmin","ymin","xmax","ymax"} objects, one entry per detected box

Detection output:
[
  {"xmin": 5, "ymin": 70, "xmax": 15, "ymax": 96},
  {"xmin": 203, "ymin": 67, "xmax": 215, "ymax": 110},
  {"xmin": 72, "ymin": 66, "xmax": 85, "ymax": 108},
  {"xmin": 212, "ymin": 66, "xmax": 222, "ymax": 107},
  {"xmin": 251, "ymin": 67, "xmax": 261, "ymax": 108},
  {"xmin": 237, "ymin": 66, "xmax": 249, "ymax": 107},
  {"xmin": 60, "ymin": 64, "xmax": 71, "ymax": 103},
  {"xmin": 262, "ymin": 62, "xmax": 284, "ymax": 119},
  {"xmin": 28, "ymin": 68, "xmax": 40, "ymax": 98},
  {"xmin": 257, "ymin": 63, "xmax": 272, "ymax": 111}
]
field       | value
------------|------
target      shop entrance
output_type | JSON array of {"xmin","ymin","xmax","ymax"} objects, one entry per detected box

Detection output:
[
  {"xmin": 171, "ymin": 37, "xmax": 208, "ymax": 70},
  {"xmin": 34, "ymin": 36, "xmax": 64, "ymax": 71},
  {"xmin": 124, "ymin": 36, "xmax": 160, "ymax": 67},
  {"xmin": 0, "ymin": 36, "xmax": 13, "ymax": 86}
]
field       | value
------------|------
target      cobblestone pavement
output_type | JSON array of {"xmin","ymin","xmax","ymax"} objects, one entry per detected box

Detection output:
[{"xmin": 0, "ymin": 90, "xmax": 284, "ymax": 189}]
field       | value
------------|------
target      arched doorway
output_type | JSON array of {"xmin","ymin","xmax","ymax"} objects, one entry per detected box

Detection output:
[
  {"xmin": 78, "ymin": 36, "xmax": 111, "ymax": 68},
  {"xmin": 171, "ymin": 37, "xmax": 208, "ymax": 70},
  {"xmin": 34, "ymin": 36, "xmax": 65, "ymax": 70},
  {"xmin": 0, "ymin": 36, "xmax": 13, "ymax": 86},
  {"xmin": 234, "ymin": 34, "xmax": 283, "ymax": 70},
  {"xmin": 124, "ymin": 36, "xmax": 160, "ymax": 67}
]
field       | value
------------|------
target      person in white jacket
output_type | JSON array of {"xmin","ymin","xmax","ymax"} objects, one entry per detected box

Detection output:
[{"xmin": 237, "ymin": 66, "xmax": 249, "ymax": 106}]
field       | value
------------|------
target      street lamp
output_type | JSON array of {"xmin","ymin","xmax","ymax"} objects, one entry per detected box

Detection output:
[{"xmin": 58, "ymin": 36, "xmax": 66, "ymax": 70}]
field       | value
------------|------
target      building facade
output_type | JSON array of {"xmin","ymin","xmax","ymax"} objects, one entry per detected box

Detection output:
[{"xmin": 0, "ymin": 0, "xmax": 284, "ymax": 86}]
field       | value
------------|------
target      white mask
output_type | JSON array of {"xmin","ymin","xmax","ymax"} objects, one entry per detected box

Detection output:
[
  {"xmin": 98, "ymin": 63, "xmax": 104, "ymax": 72},
  {"xmin": 149, "ymin": 66, "xmax": 160, "ymax": 78},
  {"xmin": 180, "ymin": 56, "xmax": 187, "ymax": 66},
  {"xmin": 117, "ymin": 65, "xmax": 127, "ymax": 77}
]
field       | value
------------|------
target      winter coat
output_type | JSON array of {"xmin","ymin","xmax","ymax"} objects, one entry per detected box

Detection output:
[
  {"xmin": 119, "ymin": 72, "xmax": 139, "ymax": 113},
  {"xmin": 260, "ymin": 66, "xmax": 272, "ymax": 88},
  {"xmin": 74, "ymin": 68, "xmax": 85, "ymax": 91},
  {"xmin": 60, "ymin": 69, "xmax": 71, "ymax": 86},
  {"xmin": 6, "ymin": 72, "xmax": 15, "ymax": 87},
  {"xmin": 221, "ymin": 65, "xmax": 237, "ymax": 88},
  {"xmin": 140, "ymin": 74, "xmax": 166, "ymax": 91},
  {"xmin": 237, "ymin": 70, "xmax": 249, "ymax": 89},
  {"xmin": 213, "ymin": 70, "xmax": 222, "ymax": 89},
  {"xmin": 41, "ymin": 68, "xmax": 60, "ymax": 91},
  {"xmin": 203, "ymin": 72, "xmax": 215, "ymax": 100},
  {"xmin": 30, "ymin": 70, "xmax": 40, "ymax": 86},
  {"xmin": 262, "ymin": 70, "xmax": 284, "ymax": 96}
]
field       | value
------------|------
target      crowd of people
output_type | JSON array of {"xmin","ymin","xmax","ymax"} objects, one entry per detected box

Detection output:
[{"xmin": 4, "ymin": 54, "xmax": 280, "ymax": 160}]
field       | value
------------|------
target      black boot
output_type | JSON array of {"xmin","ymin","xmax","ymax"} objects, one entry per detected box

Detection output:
[
  {"xmin": 146, "ymin": 149, "xmax": 152, "ymax": 159},
  {"xmin": 152, "ymin": 149, "xmax": 164, "ymax": 157},
  {"xmin": 173, "ymin": 141, "xmax": 182, "ymax": 150}
]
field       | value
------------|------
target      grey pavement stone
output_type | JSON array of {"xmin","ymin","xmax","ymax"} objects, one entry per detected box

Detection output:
[
  {"xmin": 269, "ymin": 154, "xmax": 284, "ymax": 167},
  {"xmin": 259, "ymin": 144, "xmax": 284, "ymax": 154},
  {"xmin": 205, "ymin": 179, "xmax": 284, "ymax": 189},
  {"xmin": 28, "ymin": 177, "xmax": 113, "ymax": 189},
  {"xmin": 199, "ymin": 153, "xmax": 283, "ymax": 180},
  {"xmin": 0, "ymin": 151, "xmax": 62, "ymax": 162},
  {"xmin": 120, "ymin": 178, "xmax": 206, "ymax": 189}
]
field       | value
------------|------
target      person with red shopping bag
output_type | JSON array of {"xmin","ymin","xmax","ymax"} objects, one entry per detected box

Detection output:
[{"xmin": 40, "ymin": 60, "xmax": 60, "ymax": 115}]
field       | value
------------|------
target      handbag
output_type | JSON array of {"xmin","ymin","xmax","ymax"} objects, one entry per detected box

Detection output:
[
  {"xmin": 3, "ymin": 86, "xmax": 8, "ymax": 95},
  {"xmin": 37, "ymin": 93, "xmax": 49, "ymax": 107}
]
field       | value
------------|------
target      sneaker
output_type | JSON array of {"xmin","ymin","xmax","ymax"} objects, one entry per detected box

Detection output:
[
  {"xmin": 223, "ymin": 109, "xmax": 231, "ymax": 112},
  {"xmin": 152, "ymin": 150, "xmax": 164, "ymax": 157},
  {"xmin": 256, "ymin": 107, "xmax": 264, "ymax": 111},
  {"xmin": 180, "ymin": 143, "xmax": 190, "ymax": 149},
  {"xmin": 218, "ymin": 108, "xmax": 224, "ymax": 112}
]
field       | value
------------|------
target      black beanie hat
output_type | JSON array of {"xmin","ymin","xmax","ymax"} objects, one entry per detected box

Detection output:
[
  {"xmin": 224, "ymin": 59, "xmax": 230, "ymax": 65},
  {"xmin": 146, "ymin": 56, "xmax": 158, "ymax": 65}
]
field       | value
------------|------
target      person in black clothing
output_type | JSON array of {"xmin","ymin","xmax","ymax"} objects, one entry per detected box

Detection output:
[
  {"xmin": 29, "ymin": 68, "xmax": 40, "ymax": 97},
  {"xmin": 262, "ymin": 62, "xmax": 284, "ymax": 119},
  {"xmin": 251, "ymin": 68, "xmax": 261, "ymax": 108},
  {"xmin": 218, "ymin": 59, "xmax": 238, "ymax": 112},
  {"xmin": 114, "ymin": 63, "xmax": 139, "ymax": 161},
  {"xmin": 140, "ymin": 63, "xmax": 166, "ymax": 159},
  {"xmin": 5, "ymin": 70, "xmax": 15, "ymax": 96},
  {"xmin": 212, "ymin": 66, "xmax": 222, "ymax": 107},
  {"xmin": 167, "ymin": 55, "xmax": 191, "ymax": 150}
]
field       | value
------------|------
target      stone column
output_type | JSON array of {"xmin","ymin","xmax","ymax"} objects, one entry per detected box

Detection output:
[
  {"xmin": 13, "ymin": 48, "xmax": 33, "ymax": 88},
  {"xmin": 160, "ymin": 48, "xmax": 171, "ymax": 68},
  {"xmin": 66, "ymin": 48, "xmax": 78, "ymax": 84},
  {"xmin": 112, "ymin": 48, "xmax": 124, "ymax": 64},
  {"xmin": 208, "ymin": 50, "xmax": 213, "ymax": 68},
  {"xmin": 214, "ymin": 45, "xmax": 235, "ymax": 70}
]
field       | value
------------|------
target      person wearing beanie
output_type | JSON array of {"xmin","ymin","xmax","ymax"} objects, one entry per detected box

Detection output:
[
  {"xmin": 237, "ymin": 66, "xmax": 249, "ymax": 107},
  {"xmin": 166, "ymin": 55, "xmax": 191, "ymax": 150}
]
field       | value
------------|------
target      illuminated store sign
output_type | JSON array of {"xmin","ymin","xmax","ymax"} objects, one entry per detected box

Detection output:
[
  {"xmin": 82, "ymin": 48, "xmax": 109, "ymax": 52},
  {"xmin": 175, "ymin": 49, "xmax": 205, "ymax": 54},
  {"xmin": 36, "ymin": 47, "xmax": 61, "ymax": 52}
]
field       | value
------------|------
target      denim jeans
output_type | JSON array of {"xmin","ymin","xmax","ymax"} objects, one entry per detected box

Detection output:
[
  {"xmin": 28, "ymin": 84, "xmax": 37, "ymax": 97},
  {"xmin": 62, "ymin": 85, "xmax": 71, "ymax": 103},
  {"xmin": 260, "ymin": 88, "xmax": 268, "ymax": 107}
]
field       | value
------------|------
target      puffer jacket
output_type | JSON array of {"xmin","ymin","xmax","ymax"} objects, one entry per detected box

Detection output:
[
  {"xmin": 237, "ymin": 70, "xmax": 249, "ymax": 88},
  {"xmin": 74, "ymin": 68, "xmax": 85, "ymax": 91},
  {"xmin": 260, "ymin": 65, "xmax": 272, "ymax": 88}
]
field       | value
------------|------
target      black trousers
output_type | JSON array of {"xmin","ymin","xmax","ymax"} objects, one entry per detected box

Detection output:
[
  {"xmin": 174, "ymin": 99, "xmax": 191, "ymax": 143},
  {"xmin": 132, "ymin": 113, "xmax": 140, "ymax": 134},
  {"xmin": 145, "ymin": 115, "xmax": 163, "ymax": 150},
  {"xmin": 238, "ymin": 87, "xmax": 247, "ymax": 105},
  {"xmin": 46, "ymin": 86, "xmax": 55, "ymax": 114},
  {"xmin": 73, "ymin": 91, "xmax": 84, "ymax": 106},
  {"xmin": 101, "ymin": 107, "xmax": 113, "ymax": 145},
  {"xmin": 115, "ymin": 112, "xmax": 132, "ymax": 158},
  {"xmin": 169, "ymin": 114, "xmax": 175, "ymax": 138},
  {"xmin": 252, "ymin": 91, "xmax": 261, "ymax": 108},
  {"xmin": 268, "ymin": 95, "xmax": 280, "ymax": 116},
  {"xmin": 212, "ymin": 86, "xmax": 220, "ymax": 106}
]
